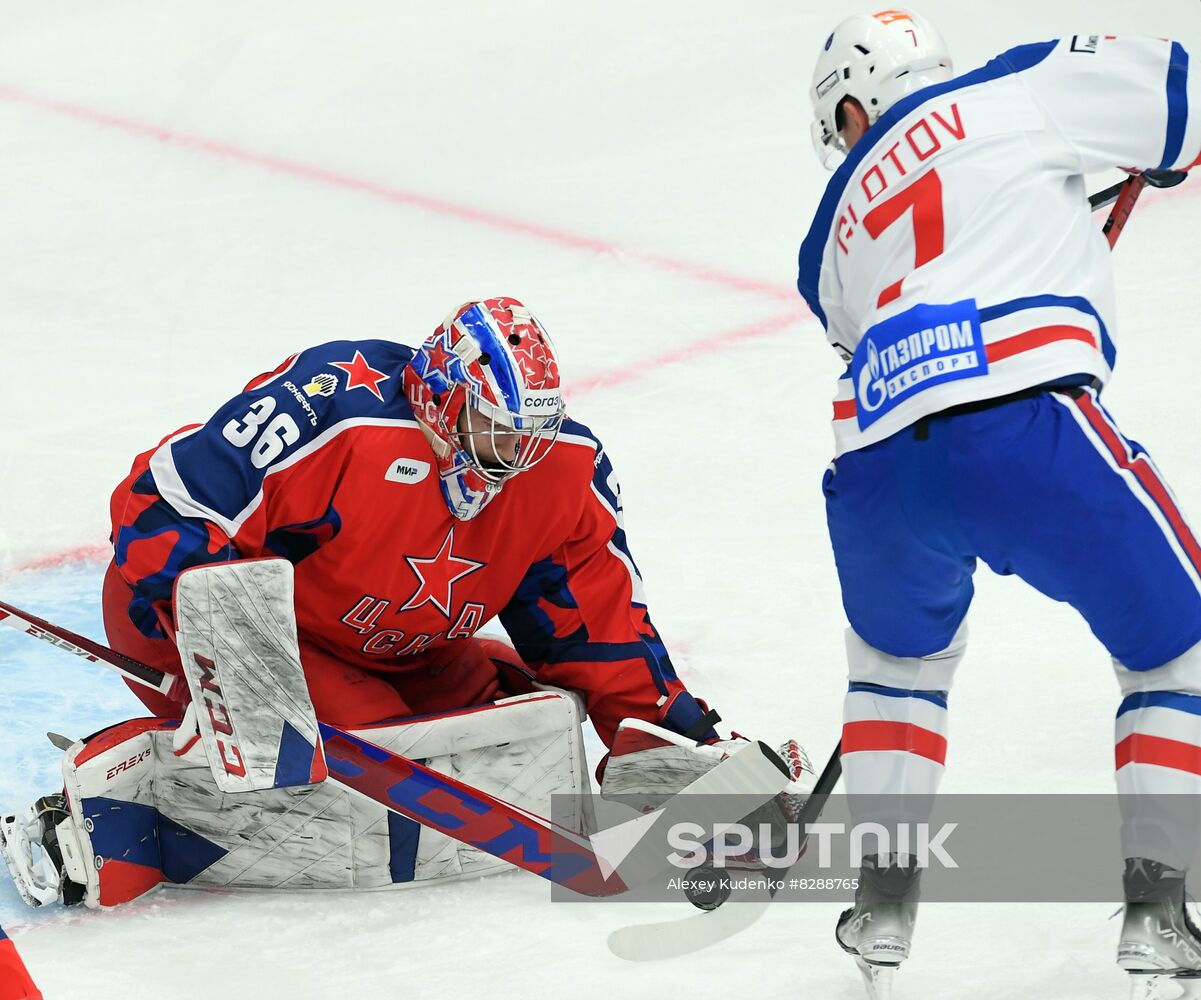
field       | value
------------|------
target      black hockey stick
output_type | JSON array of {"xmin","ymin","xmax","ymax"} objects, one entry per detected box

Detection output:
[{"xmin": 606, "ymin": 739, "xmax": 843, "ymax": 961}]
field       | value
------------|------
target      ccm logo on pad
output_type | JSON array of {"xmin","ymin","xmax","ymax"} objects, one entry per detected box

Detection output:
[{"xmin": 386, "ymin": 458, "xmax": 431, "ymax": 484}]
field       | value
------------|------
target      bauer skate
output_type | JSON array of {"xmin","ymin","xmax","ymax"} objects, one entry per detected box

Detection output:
[
  {"xmin": 0, "ymin": 793, "xmax": 85, "ymax": 907},
  {"xmin": 1118, "ymin": 858, "xmax": 1201, "ymax": 1000},
  {"xmin": 836, "ymin": 855, "xmax": 921, "ymax": 1000}
]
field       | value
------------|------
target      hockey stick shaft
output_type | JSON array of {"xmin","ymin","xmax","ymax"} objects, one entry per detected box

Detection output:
[
  {"xmin": 0, "ymin": 597, "xmax": 625, "ymax": 896},
  {"xmin": 768, "ymin": 738, "xmax": 842, "ymax": 899},
  {"xmin": 1101, "ymin": 174, "xmax": 1148, "ymax": 248},
  {"xmin": 0, "ymin": 600, "xmax": 177, "ymax": 698}
]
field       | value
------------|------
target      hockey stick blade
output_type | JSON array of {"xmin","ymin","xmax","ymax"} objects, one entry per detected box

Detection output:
[{"xmin": 607, "ymin": 739, "xmax": 843, "ymax": 961}]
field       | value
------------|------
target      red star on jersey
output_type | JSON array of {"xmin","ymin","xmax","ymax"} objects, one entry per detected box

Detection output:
[
  {"xmin": 331, "ymin": 350, "xmax": 390, "ymax": 401},
  {"xmin": 400, "ymin": 528, "xmax": 486, "ymax": 619},
  {"xmin": 424, "ymin": 337, "xmax": 454, "ymax": 378}
]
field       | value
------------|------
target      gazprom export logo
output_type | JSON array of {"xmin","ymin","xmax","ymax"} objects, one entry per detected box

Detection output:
[{"xmin": 852, "ymin": 299, "xmax": 987, "ymax": 429}]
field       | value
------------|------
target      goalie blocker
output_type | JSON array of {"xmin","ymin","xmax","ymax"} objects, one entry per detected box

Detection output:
[{"xmin": 2, "ymin": 689, "xmax": 592, "ymax": 908}]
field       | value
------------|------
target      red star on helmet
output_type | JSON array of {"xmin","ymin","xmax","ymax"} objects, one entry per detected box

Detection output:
[
  {"xmin": 424, "ymin": 337, "xmax": 454, "ymax": 378},
  {"xmin": 330, "ymin": 350, "xmax": 391, "ymax": 401},
  {"xmin": 400, "ymin": 528, "xmax": 486, "ymax": 619},
  {"xmin": 511, "ymin": 338, "xmax": 559, "ymax": 391}
]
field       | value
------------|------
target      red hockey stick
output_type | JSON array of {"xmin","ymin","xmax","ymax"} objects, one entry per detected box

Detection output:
[{"xmin": 1090, "ymin": 168, "xmax": 1188, "ymax": 248}]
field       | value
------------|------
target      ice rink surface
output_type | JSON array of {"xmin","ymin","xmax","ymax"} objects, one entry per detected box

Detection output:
[{"xmin": 1, "ymin": 1, "xmax": 1200, "ymax": 996}]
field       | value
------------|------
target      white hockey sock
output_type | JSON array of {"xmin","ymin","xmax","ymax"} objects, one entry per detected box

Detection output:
[
  {"xmin": 840, "ymin": 626, "xmax": 962, "ymax": 842},
  {"xmin": 1115, "ymin": 689, "xmax": 1201, "ymax": 870},
  {"xmin": 842, "ymin": 681, "xmax": 949, "ymax": 797}
]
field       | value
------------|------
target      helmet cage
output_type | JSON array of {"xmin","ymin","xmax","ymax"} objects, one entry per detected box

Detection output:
[
  {"xmin": 434, "ymin": 381, "xmax": 563, "ymax": 486},
  {"xmin": 407, "ymin": 297, "xmax": 566, "ymax": 520}
]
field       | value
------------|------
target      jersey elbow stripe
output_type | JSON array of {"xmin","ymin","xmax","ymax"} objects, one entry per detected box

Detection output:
[
  {"xmin": 1160, "ymin": 41, "xmax": 1190, "ymax": 170},
  {"xmin": 841, "ymin": 720, "xmax": 948, "ymax": 765}
]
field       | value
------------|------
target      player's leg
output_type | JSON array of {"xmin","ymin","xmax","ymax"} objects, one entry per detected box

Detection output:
[
  {"xmin": 948, "ymin": 387, "xmax": 1201, "ymax": 984},
  {"xmin": 824, "ymin": 428, "xmax": 977, "ymax": 984}
]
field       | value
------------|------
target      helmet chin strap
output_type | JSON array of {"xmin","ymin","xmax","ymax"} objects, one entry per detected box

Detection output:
[{"xmin": 415, "ymin": 418, "xmax": 453, "ymax": 460}]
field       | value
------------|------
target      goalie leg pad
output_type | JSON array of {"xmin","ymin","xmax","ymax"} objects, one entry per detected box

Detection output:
[{"xmin": 15, "ymin": 690, "xmax": 590, "ymax": 908}]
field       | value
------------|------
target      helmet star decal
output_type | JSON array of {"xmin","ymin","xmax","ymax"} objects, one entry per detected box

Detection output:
[
  {"xmin": 511, "ymin": 336, "xmax": 559, "ymax": 391},
  {"xmin": 330, "ymin": 350, "xmax": 391, "ymax": 401},
  {"xmin": 424, "ymin": 337, "xmax": 455, "ymax": 379},
  {"xmin": 400, "ymin": 528, "xmax": 486, "ymax": 618}
]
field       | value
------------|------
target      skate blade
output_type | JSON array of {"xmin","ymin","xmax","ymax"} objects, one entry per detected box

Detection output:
[
  {"xmin": 854, "ymin": 957, "xmax": 897, "ymax": 1000},
  {"xmin": 1129, "ymin": 973, "xmax": 1201, "ymax": 1000}
]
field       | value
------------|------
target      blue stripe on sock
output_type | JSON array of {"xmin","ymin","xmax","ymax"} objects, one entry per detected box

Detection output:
[
  {"xmin": 848, "ymin": 682, "xmax": 948, "ymax": 709},
  {"xmin": 1117, "ymin": 691, "xmax": 1201, "ymax": 718}
]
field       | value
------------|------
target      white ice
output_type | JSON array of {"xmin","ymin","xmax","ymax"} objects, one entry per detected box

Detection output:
[{"xmin": 1, "ymin": 1, "xmax": 1199, "ymax": 997}]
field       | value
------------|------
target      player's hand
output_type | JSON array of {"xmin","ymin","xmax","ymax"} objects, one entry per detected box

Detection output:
[{"xmin": 1143, "ymin": 169, "xmax": 1188, "ymax": 188}]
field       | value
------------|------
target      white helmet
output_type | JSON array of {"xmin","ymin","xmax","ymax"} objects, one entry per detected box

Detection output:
[{"xmin": 810, "ymin": 9, "xmax": 954, "ymax": 169}]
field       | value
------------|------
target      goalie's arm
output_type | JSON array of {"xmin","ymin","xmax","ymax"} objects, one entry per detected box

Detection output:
[
  {"xmin": 110, "ymin": 345, "xmax": 361, "ymax": 640},
  {"xmin": 498, "ymin": 430, "xmax": 717, "ymax": 749}
]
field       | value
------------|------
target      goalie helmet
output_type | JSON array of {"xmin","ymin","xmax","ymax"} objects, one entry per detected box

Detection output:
[
  {"xmin": 810, "ymin": 8, "xmax": 954, "ymax": 169},
  {"xmin": 404, "ymin": 297, "xmax": 565, "ymax": 521}
]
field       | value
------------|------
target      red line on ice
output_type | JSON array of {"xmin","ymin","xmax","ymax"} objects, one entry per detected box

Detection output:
[
  {"xmin": 0, "ymin": 83, "xmax": 796, "ymax": 304},
  {"xmin": 572, "ymin": 307, "xmax": 806, "ymax": 394},
  {"xmin": 0, "ymin": 85, "xmax": 814, "ymax": 576}
]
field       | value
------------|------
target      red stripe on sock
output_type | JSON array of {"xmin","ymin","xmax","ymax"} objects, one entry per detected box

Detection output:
[
  {"xmin": 842, "ymin": 720, "xmax": 947, "ymax": 765},
  {"xmin": 1116, "ymin": 733, "xmax": 1201, "ymax": 776}
]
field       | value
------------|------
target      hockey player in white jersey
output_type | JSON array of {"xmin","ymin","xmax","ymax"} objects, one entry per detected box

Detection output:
[{"xmin": 802, "ymin": 9, "xmax": 1201, "ymax": 999}]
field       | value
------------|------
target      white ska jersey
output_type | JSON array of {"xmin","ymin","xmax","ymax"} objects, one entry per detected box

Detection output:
[{"xmin": 798, "ymin": 35, "xmax": 1201, "ymax": 457}]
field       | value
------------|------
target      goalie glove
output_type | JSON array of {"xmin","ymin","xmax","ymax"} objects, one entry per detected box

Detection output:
[{"xmin": 599, "ymin": 719, "xmax": 817, "ymax": 847}]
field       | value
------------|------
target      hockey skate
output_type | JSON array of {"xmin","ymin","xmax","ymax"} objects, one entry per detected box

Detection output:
[
  {"xmin": 836, "ymin": 855, "xmax": 921, "ymax": 1000},
  {"xmin": 1118, "ymin": 858, "xmax": 1201, "ymax": 1000},
  {"xmin": 0, "ymin": 793, "xmax": 86, "ymax": 907}
]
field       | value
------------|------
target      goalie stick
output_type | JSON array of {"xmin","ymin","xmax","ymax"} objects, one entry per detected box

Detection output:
[{"xmin": 0, "ymin": 598, "xmax": 791, "ymax": 899}]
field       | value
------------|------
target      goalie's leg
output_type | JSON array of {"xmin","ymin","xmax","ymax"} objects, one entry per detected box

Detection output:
[{"xmin": 0, "ymin": 690, "xmax": 592, "ymax": 908}]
